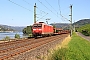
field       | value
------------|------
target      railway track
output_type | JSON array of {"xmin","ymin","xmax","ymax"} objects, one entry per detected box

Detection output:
[{"xmin": 0, "ymin": 34, "xmax": 68, "ymax": 60}]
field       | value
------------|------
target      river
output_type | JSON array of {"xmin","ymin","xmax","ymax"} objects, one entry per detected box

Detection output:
[{"xmin": 0, "ymin": 32, "xmax": 25, "ymax": 40}]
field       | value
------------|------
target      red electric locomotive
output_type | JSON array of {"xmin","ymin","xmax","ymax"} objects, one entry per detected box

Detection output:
[{"xmin": 32, "ymin": 22, "xmax": 54, "ymax": 38}]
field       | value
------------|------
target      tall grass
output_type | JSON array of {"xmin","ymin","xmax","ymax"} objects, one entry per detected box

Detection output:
[{"xmin": 48, "ymin": 32, "xmax": 90, "ymax": 60}]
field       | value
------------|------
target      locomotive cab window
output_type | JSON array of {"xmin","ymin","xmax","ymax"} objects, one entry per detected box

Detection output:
[
  {"xmin": 38, "ymin": 24, "xmax": 42, "ymax": 27},
  {"xmin": 33, "ymin": 24, "xmax": 42, "ymax": 28},
  {"xmin": 33, "ymin": 24, "xmax": 37, "ymax": 27}
]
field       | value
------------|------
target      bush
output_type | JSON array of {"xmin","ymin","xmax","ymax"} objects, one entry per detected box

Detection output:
[
  {"xmin": 77, "ymin": 24, "xmax": 90, "ymax": 36},
  {"xmin": 82, "ymin": 30, "xmax": 90, "ymax": 36},
  {"xmin": 3, "ymin": 36, "xmax": 10, "ymax": 41},
  {"xmin": 49, "ymin": 48, "xmax": 68, "ymax": 60},
  {"xmin": 15, "ymin": 34, "xmax": 20, "ymax": 39}
]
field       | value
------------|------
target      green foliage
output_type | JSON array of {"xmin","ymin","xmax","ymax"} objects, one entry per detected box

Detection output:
[
  {"xmin": 49, "ymin": 32, "xmax": 90, "ymax": 60},
  {"xmin": 77, "ymin": 24, "xmax": 90, "ymax": 36},
  {"xmin": 15, "ymin": 34, "xmax": 20, "ymax": 39},
  {"xmin": 49, "ymin": 48, "xmax": 68, "ymax": 60},
  {"xmin": 29, "ymin": 34, "xmax": 33, "ymax": 37},
  {"xmin": 22, "ymin": 26, "xmax": 32, "ymax": 34},
  {"xmin": 3, "ymin": 36, "xmax": 10, "ymax": 41},
  {"xmin": 23, "ymin": 27, "xmax": 26, "ymax": 34}
]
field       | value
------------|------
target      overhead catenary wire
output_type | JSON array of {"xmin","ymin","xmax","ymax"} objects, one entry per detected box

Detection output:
[
  {"xmin": 22, "ymin": 0, "xmax": 33, "ymax": 6},
  {"xmin": 36, "ymin": 6, "xmax": 48, "ymax": 17},
  {"xmin": 8, "ymin": 0, "xmax": 33, "ymax": 12},
  {"xmin": 37, "ymin": 13, "xmax": 48, "ymax": 21},
  {"xmin": 58, "ymin": 0, "xmax": 69, "ymax": 21},
  {"xmin": 22, "ymin": 0, "xmax": 46, "ymax": 13},
  {"xmin": 22, "ymin": 0, "xmax": 47, "ymax": 17},
  {"xmin": 34, "ymin": 2, "xmax": 48, "ymax": 22},
  {"xmin": 38, "ymin": 0, "xmax": 58, "ymax": 17},
  {"xmin": 36, "ymin": 6, "xmax": 48, "ymax": 18},
  {"xmin": 58, "ymin": 0, "xmax": 61, "ymax": 15},
  {"xmin": 45, "ymin": 0, "xmax": 58, "ymax": 14},
  {"xmin": 36, "ymin": 7, "xmax": 47, "ymax": 14}
]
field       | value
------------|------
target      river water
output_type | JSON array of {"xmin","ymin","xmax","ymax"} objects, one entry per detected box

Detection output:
[{"xmin": 0, "ymin": 32, "xmax": 24, "ymax": 40}]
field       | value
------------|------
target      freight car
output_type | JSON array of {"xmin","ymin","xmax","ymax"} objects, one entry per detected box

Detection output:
[
  {"xmin": 32, "ymin": 22, "xmax": 54, "ymax": 38},
  {"xmin": 53, "ymin": 28, "xmax": 63, "ymax": 35}
]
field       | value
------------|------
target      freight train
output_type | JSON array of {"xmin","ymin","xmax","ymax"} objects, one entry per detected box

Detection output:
[{"xmin": 32, "ymin": 22, "xmax": 70, "ymax": 38}]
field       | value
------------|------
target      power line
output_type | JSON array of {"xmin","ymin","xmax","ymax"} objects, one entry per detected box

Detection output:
[
  {"xmin": 58, "ymin": 0, "xmax": 69, "ymax": 21},
  {"xmin": 37, "ymin": 13, "xmax": 48, "ymax": 21},
  {"xmin": 22, "ymin": 0, "xmax": 46, "ymax": 13},
  {"xmin": 45, "ymin": 0, "xmax": 58, "ymax": 13},
  {"xmin": 35, "ymin": 3, "xmax": 48, "ymax": 22},
  {"xmin": 58, "ymin": 0, "xmax": 61, "ymax": 15},
  {"xmin": 36, "ymin": 6, "xmax": 48, "ymax": 17},
  {"xmin": 22, "ymin": 0, "xmax": 33, "ymax": 6},
  {"xmin": 36, "ymin": 7, "xmax": 47, "ymax": 14},
  {"xmin": 22, "ymin": 0, "xmax": 47, "ymax": 16},
  {"xmin": 8, "ymin": 0, "xmax": 33, "ymax": 12},
  {"xmin": 38, "ymin": 0, "xmax": 57, "ymax": 17}
]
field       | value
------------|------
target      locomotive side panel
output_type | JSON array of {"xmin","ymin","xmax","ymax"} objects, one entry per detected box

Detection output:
[{"xmin": 42, "ymin": 24, "xmax": 53, "ymax": 35}]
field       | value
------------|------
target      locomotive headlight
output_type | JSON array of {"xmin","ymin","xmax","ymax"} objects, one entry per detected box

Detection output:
[
  {"xmin": 33, "ymin": 29, "xmax": 36, "ymax": 30},
  {"xmin": 39, "ymin": 29, "xmax": 42, "ymax": 30}
]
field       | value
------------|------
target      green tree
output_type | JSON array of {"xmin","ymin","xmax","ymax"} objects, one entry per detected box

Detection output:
[
  {"xmin": 3, "ymin": 36, "xmax": 10, "ymax": 42},
  {"xmin": 15, "ymin": 34, "xmax": 20, "ymax": 39},
  {"xmin": 22, "ymin": 25, "xmax": 32, "ymax": 34},
  {"xmin": 23, "ymin": 28, "xmax": 26, "ymax": 34}
]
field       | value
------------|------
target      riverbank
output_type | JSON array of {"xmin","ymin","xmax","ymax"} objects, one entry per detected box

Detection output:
[
  {"xmin": 0, "ymin": 31, "xmax": 14, "ymax": 33},
  {"xmin": 0, "ymin": 32, "xmax": 23, "ymax": 40}
]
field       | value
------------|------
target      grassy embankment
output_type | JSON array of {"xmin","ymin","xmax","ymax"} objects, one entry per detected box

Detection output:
[{"xmin": 48, "ymin": 32, "xmax": 90, "ymax": 60}]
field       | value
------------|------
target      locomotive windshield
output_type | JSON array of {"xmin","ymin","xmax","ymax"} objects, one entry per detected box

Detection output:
[
  {"xmin": 33, "ymin": 24, "xmax": 37, "ymax": 27},
  {"xmin": 33, "ymin": 24, "xmax": 42, "ymax": 28}
]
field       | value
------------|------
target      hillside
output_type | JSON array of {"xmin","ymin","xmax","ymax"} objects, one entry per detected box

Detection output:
[
  {"xmin": 50, "ymin": 19, "xmax": 90, "ymax": 30},
  {"xmin": 50, "ymin": 23, "xmax": 70, "ymax": 30},
  {"xmin": 10, "ymin": 26, "xmax": 25, "ymax": 32},
  {"xmin": 73, "ymin": 19, "xmax": 90, "ymax": 27},
  {"xmin": 0, "ymin": 24, "xmax": 25, "ymax": 32},
  {"xmin": 73, "ymin": 19, "xmax": 90, "ymax": 36},
  {"xmin": 0, "ymin": 25, "xmax": 14, "ymax": 31}
]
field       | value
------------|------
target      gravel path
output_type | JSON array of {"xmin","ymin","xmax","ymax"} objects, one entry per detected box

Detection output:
[{"xmin": 76, "ymin": 32, "xmax": 90, "ymax": 41}]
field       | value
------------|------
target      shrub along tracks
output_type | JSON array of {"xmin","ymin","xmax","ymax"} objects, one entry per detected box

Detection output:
[{"xmin": 0, "ymin": 34, "xmax": 69, "ymax": 60}]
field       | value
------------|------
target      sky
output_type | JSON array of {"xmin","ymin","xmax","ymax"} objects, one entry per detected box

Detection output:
[{"xmin": 0, "ymin": 0, "xmax": 90, "ymax": 26}]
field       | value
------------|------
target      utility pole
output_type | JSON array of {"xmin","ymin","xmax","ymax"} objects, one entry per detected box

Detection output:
[
  {"xmin": 69, "ymin": 5, "xmax": 72, "ymax": 36},
  {"xmin": 34, "ymin": 3, "xmax": 36, "ymax": 23}
]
